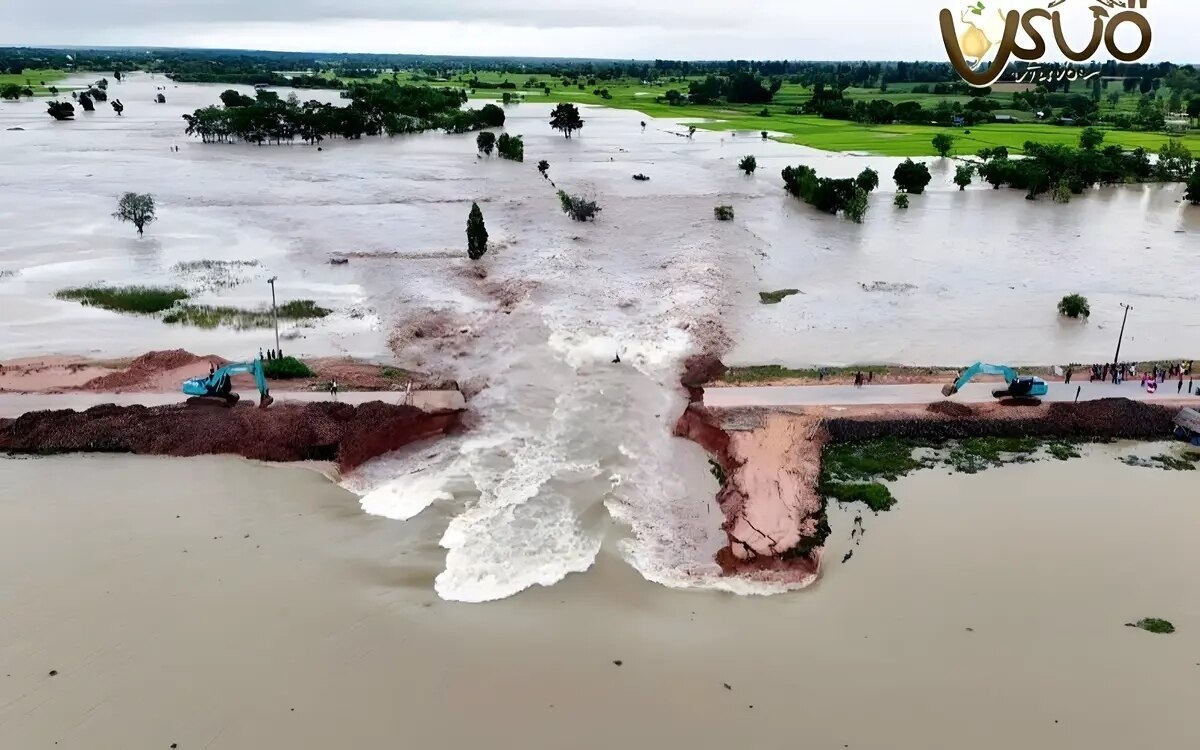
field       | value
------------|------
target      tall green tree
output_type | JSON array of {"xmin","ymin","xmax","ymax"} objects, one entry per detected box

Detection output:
[
  {"xmin": 855, "ymin": 167, "xmax": 879, "ymax": 192},
  {"xmin": 549, "ymin": 103, "xmax": 584, "ymax": 138},
  {"xmin": 954, "ymin": 164, "xmax": 973, "ymax": 190},
  {"xmin": 893, "ymin": 159, "xmax": 932, "ymax": 194},
  {"xmin": 466, "ymin": 202, "xmax": 488, "ymax": 260},
  {"xmin": 1185, "ymin": 167, "xmax": 1200, "ymax": 205},
  {"xmin": 1078, "ymin": 127, "xmax": 1104, "ymax": 150},
  {"xmin": 113, "ymin": 193, "xmax": 156, "ymax": 236},
  {"xmin": 931, "ymin": 133, "xmax": 954, "ymax": 157},
  {"xmin": 476, "ymin": 131, "xmax": 496, "ymax": 156},
  {"xmin": 46, "ymin": 101, "xmax": 75, "ymax": 120}
]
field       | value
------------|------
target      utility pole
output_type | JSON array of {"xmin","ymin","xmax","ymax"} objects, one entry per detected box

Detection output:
[
  {"xmin": 1112, "ymin": 303, "xmax": 1132, "ymax": 384},
  {"xmin": 268, "ymin": 276, "xmax": 280, "ymax": 358}
]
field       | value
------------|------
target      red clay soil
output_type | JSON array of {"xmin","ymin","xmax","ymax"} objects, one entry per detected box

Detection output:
[
  {"xmin": 81, "ymin": 350, "xmax": 219, "ymax": 391},
  {"xmin": 0, "ymin": 401, "xmax": 462, "ymax": 472}
]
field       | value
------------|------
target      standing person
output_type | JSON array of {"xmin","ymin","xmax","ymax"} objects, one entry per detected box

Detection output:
[
  {"xmin": 868, "ymin": 371, "xmax": 874, "ymax": 384},
  {"xmin": 1065, "ymin": 367, "xmax": 1073, "ymax": 385},
  {"xmin": 329, "ymin": 378, "xmax": 339, "ymax": 402}
]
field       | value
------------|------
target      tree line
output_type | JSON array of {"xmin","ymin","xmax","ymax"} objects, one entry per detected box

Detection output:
[{"xmin": 181, "ymin": 83, "xmax": 503, "ymax": 145}]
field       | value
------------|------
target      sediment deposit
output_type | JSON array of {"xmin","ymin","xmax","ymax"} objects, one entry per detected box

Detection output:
[{"xmin": 0, "ymin": 400, "xmax": 462, "ymax": 471}]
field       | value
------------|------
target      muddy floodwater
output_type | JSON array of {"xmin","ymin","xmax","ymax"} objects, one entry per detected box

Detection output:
[
  {"xmin": 1, "ymin": 450, "xmax": 1198, "ymax": 749},
  {"xmin": 2, "ymin": 73, "xmax": 1198, "ymax": 601}
]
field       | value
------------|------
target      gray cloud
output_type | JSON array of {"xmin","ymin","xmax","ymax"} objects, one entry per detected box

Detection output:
[{"xmin": 4, "ymin": 0, "xmax": 1195, "ymax": 61}]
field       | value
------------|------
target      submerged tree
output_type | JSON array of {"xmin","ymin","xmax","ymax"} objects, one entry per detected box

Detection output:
[
  {"xmin": 78, "ymin": 92, "xmax": 95, "ymax": 111},
  {"xmin": 931, "ymin": 133, "xmax": 954, "ymax": 157},
  {"xmin": 46, "ymin": 101, "xmax": 75, "ymax": 121},
  {"xmin": 1186, "ymin": 166, "xmax": 1200, "ymax": 205},
  {"xmin": 893, "ymin": 193, "xmax": 910, "ymax": 209},
  {"xmin": 156, "ymin": 93, "xmax": 166, "ymax": 104},
  {"xmin": 855, "ymin": 167, "xmax": 879, "ymax": 193},
  {"xmin": 537, "ymin": 159, "xmax": 550, "ymax": 177},
  {"xmin": 111, "ymin": 99, "xmax": 124, "ymax": 116},
  {"xmin": 476, "ymin": 131, "xmax": 496, "ymax": 156},
  {"xmin": 113, "ymin": 192, "xmax": 156, "ymax": 236},
  {"xmin": 557, "ymin": 190, "xmax": 601, "ymax": 222},
  {"xmin": 549, "ymin": 102, "xmax": 584, "ymax": 138},
  {"xmin": 893, "ymin": 159, "xmax": 932, "ymax": 194},
  {"xmin": 739, "ymin": 155, "xmax": 757, "ymax": 175},
  {"xmin": 467, "ymin": 202, "xmax": 488, "ymax": 260},
  {"xmin": 954, "ymin": 164, "xmax": 974, "ymax": 190},
  {"xmin": 1057, "ymin": 294, "xmax": 1090, "ymax": 319},
  {"xmin": 497, "ymin": 133, "xmax": 524, "ymax": 162}
]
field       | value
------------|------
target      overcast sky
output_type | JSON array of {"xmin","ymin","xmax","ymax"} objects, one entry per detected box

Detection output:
[{"xmin": 3, "ymin": 0, "xmax": 1195, "ymax": 62}]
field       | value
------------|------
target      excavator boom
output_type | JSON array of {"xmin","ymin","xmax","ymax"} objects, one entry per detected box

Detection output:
[{"xmin": 942, "ymin": 361, "xmax": 1048, "ymax": 401}]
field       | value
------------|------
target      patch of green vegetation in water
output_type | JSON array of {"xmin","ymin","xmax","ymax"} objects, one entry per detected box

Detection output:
[
  {"xmin": 758, "ymin": 289, "xmax": 800, "ymax": 305},
  {"xmin": 1126, "ymin": 618, "xmax": 1175, "ymax": 634},
  {"xmin": 163, "ymin": 300, "xmax": 330, "ymax": 329},
  {"xmin": 819, "ymin": 436, "xmax": 1088, "ymax": 511},
  {"xmin": 56, "ymin": 285, "xmax": 190, "ymax": 314},
  {"xmin": 1121, "ymin": 452, "xmax": 1199, "ymax": 471},
  {"xmin": 708, "ymin": 459, "xmax": 727, "ymax": 487},
  {"xmin": 818, "ymin": 481, "xmax": 896, "ymax": 512}
]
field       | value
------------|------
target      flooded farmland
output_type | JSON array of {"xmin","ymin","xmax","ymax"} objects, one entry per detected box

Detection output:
[{"xmin": 1, "ymin": 74, "xmax": 1197, "ymax": 601}]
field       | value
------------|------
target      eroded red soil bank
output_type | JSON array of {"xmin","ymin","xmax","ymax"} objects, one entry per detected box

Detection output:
[
  {"xmin": 677, "ymin": 357, "xmax": 1184, "ymax": 587},
  {"xmin": 0, "ymin": 401, "xmax": 462, "ymax": 472}
]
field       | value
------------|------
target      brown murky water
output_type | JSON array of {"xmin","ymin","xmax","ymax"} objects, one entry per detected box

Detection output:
[
  {"xmin": 2, "ymin": 73, "xmax": 1196, "ymax": 602},
  {"xmin": 1, "ymin": 449, "xmax": 1197, "ymax": 749}
]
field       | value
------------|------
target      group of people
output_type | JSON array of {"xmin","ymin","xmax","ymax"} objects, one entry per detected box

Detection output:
[{"xmin": 1084, "ymin": 361, "xmax": 1194, "ymax": 394}]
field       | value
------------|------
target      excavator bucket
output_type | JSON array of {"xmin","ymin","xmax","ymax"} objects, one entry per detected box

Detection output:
[
  {"xmin": 259, "ymin": 394, "xmax": 274, "ymax": 409},
  {"xmin": 941, "ymin": 384, "xmax": 957, "ymax": 397}
]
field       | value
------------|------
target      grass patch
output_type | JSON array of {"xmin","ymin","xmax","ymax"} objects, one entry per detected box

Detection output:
[
  {"xmin": 163, "ymin": 299, "xmax": 331, "ymax": 330},
  {"xmin": 380, "ymin": 366, "xmax": 411, "ymax": 379},
  {"xmin": 722, "ymin": 364, "xmax": 893, "ymax": 384},
  {"xmin": 1046, "ymin": 441, "xmax": 1083, "ymax": 461},
  {"xmin": 1126, "ymin": 618, "xmax": 1175, "ymax": 634},
  {"xmin": 822, "ymin": 436, "xmax": 930, "ymax": 483},
  {"xmin": 369, "ymin": 69, "xmax": 1200, "ymax": 156},
  {"xmin": 945, "ymin": 436, "xmax": 1039, "ymax": 475},
  {"xmin": 0, "ymin": 68, "xmax": 71, "ymax": 97},
  {"xmin": 818, "ymin": 481, "xmax": 896, "ymax": 512},
  {"xmin": 1121, "ymin": 452, "xmax": 1199, "ymax": 471},
  {"xmin": 759, "ymin": 289, "xmax": 800, "ymax": 305},
  {"xmin": 262, "ymin": 356, "xmax": 314, "ymax": 379},
  {"xmin": 818, "ymin": 435, "xmax": 1088, "ymax": 511},
  {"xmin": 173, "ymin": 259, "xmax": 260, "ymax": 273},
  {"xmin": 56, "ymin": 285, "xmax": 189, "ymax": 314}
]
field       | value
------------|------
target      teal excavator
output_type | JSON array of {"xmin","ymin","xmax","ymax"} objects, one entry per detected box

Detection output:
[
  {"xmin": 182, "ymin": 360, "xmax": 273, "ymax": 408},
  {"xmin": 941, "ymin": 362, "xmax": 1048, "ymax": 402}
]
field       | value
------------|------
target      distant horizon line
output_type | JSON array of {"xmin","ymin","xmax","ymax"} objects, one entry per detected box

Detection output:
[{"xmin": 0, "ymin": 44, "xmax": 1194, "ymax": 67}]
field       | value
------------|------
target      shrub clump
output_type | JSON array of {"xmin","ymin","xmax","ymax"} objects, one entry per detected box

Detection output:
[
  {"xmin": 56, "ymin": 286, "xmax": 189, "ymax": 314},
  {"xmin": 558, "ymin": 190, "xmax": 601, "ymax": 222},
  {"xmin": 1126, "ymin": 618, "xmax": 1175, "ymax": 634},
  {"xmin": 263, "ymin": 356, "xmax": 314, "ymax": 379},
  {"xmin": 759, "ymin": 289, "xmax": 799, "ymax": 304},
  {"xmin": 164, "ymin": 300, "xmax": 330, "ymax": 329},
  {"xmin": 1058, "ymin": 294, "xmax": 1090, "ymax": 319},
  {"xmin": 497, "ymin": 133, "xmax": 524, "ymax": 162},
  {"xmin": 714, "ymin": 205, "xmax": 735, "ymax": 221}
]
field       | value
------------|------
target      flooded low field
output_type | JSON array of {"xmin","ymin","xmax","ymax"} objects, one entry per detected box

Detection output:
[
  {"xmin": 1, "ymin": 451, "xmax": 1197, "ymax": 749},
  {"xmin": 2, "ymin": 73, "xmax": 1197, "ymax": 601}
]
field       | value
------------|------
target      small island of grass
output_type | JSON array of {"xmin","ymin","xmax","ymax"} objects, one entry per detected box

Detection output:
[
  {"xmin": 759, "ymin": 289, "xmax": 801, "ymax": 305},
  {"xmin": 56, "ymin": 286, "xmax": 190, "ymax": 314},
  {"xmin": 1126, "ymin": 618, "xmax": 1175, "ymax": 634}
]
